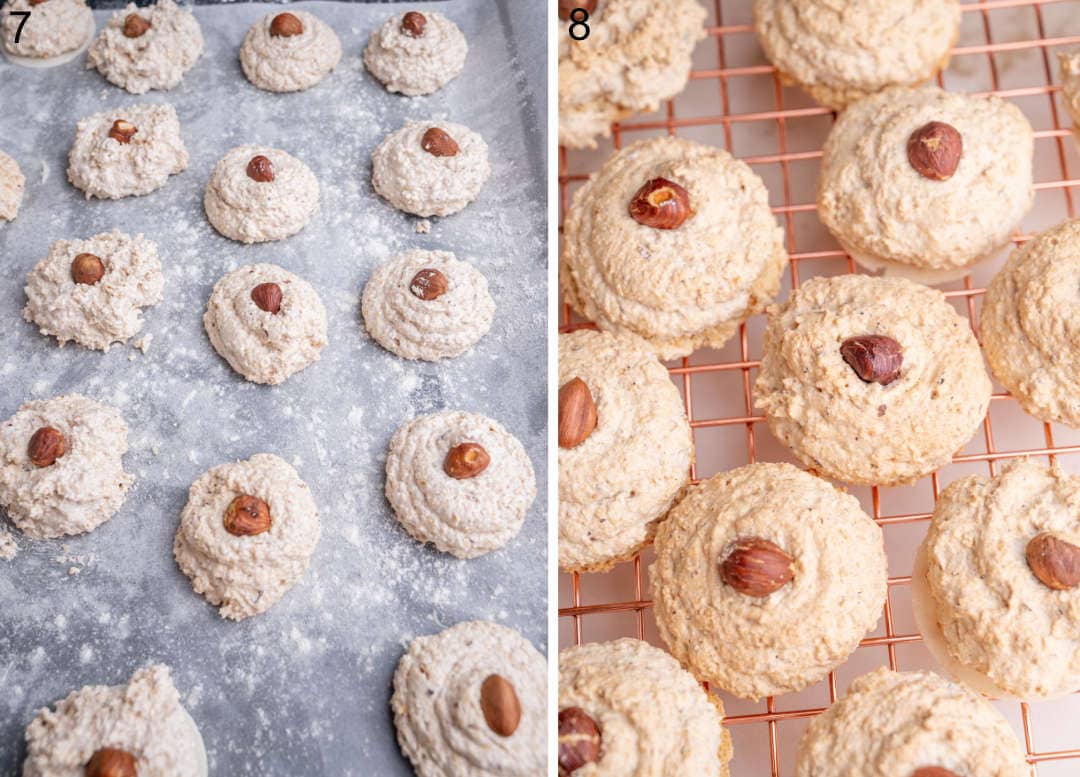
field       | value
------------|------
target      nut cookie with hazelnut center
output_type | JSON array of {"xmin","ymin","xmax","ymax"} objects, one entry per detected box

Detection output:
[
  {"xmin": 0, "ymin": 394, "xmax": 133, "ymax": 539},
  {"xmin": 173, "ymin": 453, "xmax": 320, "ymax": 621},
  {"xmin": 240, "ymin": 10, "xmax": 341, "ymax": 93},
  {"xmin": 755, "ymin": 274, "xmax": 991, "ymax": 486},
  {"xmin": 558, "ymin": 329, "xmax": 692, "ymax": 573},
  {"xmin": 2, "ymin": 0, "xmax": 94, "ymax": 66},
  {"xmin": 561, "ymin": 136, "xmax": 788, "ymax": 359},
  {"xmin": 392, "ymin": 620, "xmax": 546, "ymax": 777},
  {"xmin": 385, "ymin": 410, "xmax": 536, "ymax": 558},
  {"xmin": 0, "ymin": 150, "xmax": 24, "ymax": 221},
  {"xmin": 364, "ymin": 10, "xmax": 467, "ymax": 96}
]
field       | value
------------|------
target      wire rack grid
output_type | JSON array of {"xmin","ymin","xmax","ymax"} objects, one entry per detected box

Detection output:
[{"xmin": 558, "ymin": 1, "xmax": 1080, "ymax": 775}]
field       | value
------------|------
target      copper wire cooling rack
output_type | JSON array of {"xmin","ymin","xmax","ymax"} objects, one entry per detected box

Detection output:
[{"xmin": 557, "ymin": 1, "xmax": 1080, "ymax": 774}]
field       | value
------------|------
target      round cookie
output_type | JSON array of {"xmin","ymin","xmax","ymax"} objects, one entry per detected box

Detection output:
[
  {"xmin": 240, "ymin": 10, "xmax": 341, "ymax": 93},
  {"xmin": 0, "ymin": 150, "xmax": 24, "ymax": 222},
  {"xmin": 385, "ymin": 410, "xmax": 536, "ymax": 558},
  {"xmin": 558, "ymin": 329, "xmax": 692, "ymax": 573},
  {"xmin": 981, "ymin": 219, "xmax": 1080, "ymax": 428},
  {"xmin": 795, "ymin": 667, "xmax": 1029, "ymax": 777},
  {"xmin": 203, "ymin": 263, "xmax": 328, "ymax": 386},
  {"xmin": 561, "ymin": 136, "xmax": 788, "ymax": 359},
  {"xmin": 67, "ymin": 102, "xmax": 188, "ymax": 200},
  {"xmin": 361, "ymin": 249, "xmax": 495, "ymax": 361},
  {"xmin": 650, "ymin": 462, "xmax": 886, "ymax": 700},
  {"xmin": 558, "ymin": 0, "xmax": 707, "ymax": 149},
  {"xmin": 2, "ymin": 0, "xmax": 94, "ymax": 67},
  {"xmin": 1060, "ymin": 50, "xmax": 1080, "ymax": 138},
  {"xmin": 23, "ymin": 664, "xmax": 207, "ymax": 777},
  {"xmin": 86, "ymin": 0, "xmax": 203, "ymax": 94},
  {"xmin": 371, "ymin": 120, "xmax": 490, "ymax": 218},
  {"xmin": 392, "ymin": 620, "xmax": 546, "ymax": 777},
  {"xmin": 754, "ymin": 0, "xmax": 961, "ymax": 112},
  {"xmin": 173, "ymin": 453, "xmax": 320, "ymax": 621},
  {"xmin": 23, "ymin": 229, "xmax": 163, "ymax": 351},
  {"xmin": 364, "ymin": 10, "xmax": 467, "ymax": 96},
  {"xmin": 818, "ymin": 86, "xmax": 1034, "ymax": 281},
  {"xmin": 754, "ymin": 274, "xmax": 991, "ymax": 486},
  {"xmin": 558, "ymin": 638, "xmax": 731, "ymax": 776},
  {"xmin": 204, "ymin": 145, "xmax": 319, "ymax": 244},
  {"xmin": 0, "ymin": 394, "xmax": 133, "ymax": 540}
]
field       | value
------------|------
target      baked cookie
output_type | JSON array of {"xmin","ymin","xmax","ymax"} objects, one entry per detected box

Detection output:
[
  {"xmin": 650, "ymin": 462, "xmax": 886, "ymax": 700},
  {"xmin": 364, "ymin": 10, "xmax": 467, "ymax": 96},
  {"xmin": 0, "ymin": 149, "xmax": 24, "ymax": 221},
  {"xmin": 0, "ymin": 394, "xmax": 133, "ymax": 540},
  {"xmin": 23, "ymin": 664, "xmax": 207, "ymax": 777},
  {"xmin": 755, "ymin": 275, "xmax": 990, "ymax": 486},
  {"xmin": 86, "ymin": 0, "xmax": 203, "ymax": 94},
  {"xmin": 558, "ymin": 638, "xmax": 731, "ymax": 775},
  {"xmin": 240, "ymin": 10, "xmax": 341, "ymax": 93},
  {"xmin": 913, "ymin": 459, "xmax": 1080, "ymax": 699},
  {"xmin": 2, "ymin": 0, "xmax": 94, "ymax": 67},
  {"xmin": 173, "ymin": 453, "xmax": 320, "ymax": 621},
  {"xmin": 561, "ymin": 136, "xmax": 787, "ymax": 359},
  {"xmin": 981, "ymin": 219, "xmax": 1080, "ymax": 427},
  {"xmin": 818, "ymin": 86, "xmax": 1034, "ymax": 281},
  {"xmin": 795, "ymin": 667, "xmax": 1028, "ymax": 777},
  {"xmin": 558, "ymin": 329, "xmax": 692, "ymax": 573},
  {"xmin": 203, "ymin": 263, "xmax": 328, "ymax": 386},
  {"xmin": 204, "ymin": 145, "xmax": 319, "ymax": 244},
  {"xmin": 754, "ymin": 0, "xmax": 961, "ymax": 112},
  {"xmin": 385, "ymin": 410, "xmax": 536, "ymax": 558},
  {"xmin": 23, "ymin": 230, "xmax": 163, "ymax": 351},
  {"xmin": 371, "ymin": 120, "xmax": 490, "ymax": 218},
  {"xmin": 392, "ymin": 620, "xmax": 546, "ymax": 777},
  {"xmin": 558, "ymin": 0, "xmax": 706, "ymax": 149},
  {"xmin": 1060, "ymin": 50, "xmax": 1080, "ymax": 138},
  {"xmin": 361, "ymin": 249, "xmax": 494, "ymax": 361},
  {"xmin": 67, "ymin": 103, "xmax": 188, "ymax": 200}
]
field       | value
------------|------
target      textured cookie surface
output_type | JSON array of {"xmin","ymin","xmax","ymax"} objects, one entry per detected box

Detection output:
[
  {"xmin": 818, "ymin": 86, "xmax": 1033, "ymax": 274},
  {"xmin": 1061, "ymin": 50, "xmax": 1080, "ymax": 132},
  {"xmin": 755, "ymin": 274, "xmax": 990, "ymax": 485},
  {"xmin": 754, "ymin": 0, "xmax": 961, "ymax": 111},
  {"xmin": 2, "ymin": 0, "xmax": 93, "ymax": 60},
  {"xmin": 0, "ymin": 394, "xmax": 133, "ymax": 539},
  {"xmin": 173, "ymin": 453, "xmax": 320, "ymax": 621},
  {"xmin": 392, "ymin": 620, "xmax": 546, "ymax": 777},
  {"xmin": 981, "ymin": 218, "xmax": 1080, "ymax": 427},
  {"xmin": 0, "ymin": 150, "xmax": 24, "ymax": 221},
  {"xmin": 364, "ymin": 10, "xmax": 467, "ymax": 96},
  {"xmin": 385, "ymin": 411, "xmax": 536, "ymax": 558},
  {"xmin": 795, "ymin": 668, "xmax": 1029, "ymax": 777},
  {"xmin": 240, "ymin": 11, "xmax": 341, "ymax": 93},
  {"xmin": 559, "ymin": 638, "xmax": 731, "ymax": 776},
  {"xmin": 561, "ymin": 136, "xmax": 787, "ymax": 359},
  {"xmin": 650, "ymin": 462, "xmax": 886, "ymax": 699},
  {"xmin": 558, "ymin": 330, "xmax": 691, "ymax": 573}
]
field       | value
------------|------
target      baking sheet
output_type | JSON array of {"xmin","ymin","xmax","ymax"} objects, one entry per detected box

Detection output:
[{"xmin": 0, "ymin": 1, "xmax": 547, "ymax": 773}]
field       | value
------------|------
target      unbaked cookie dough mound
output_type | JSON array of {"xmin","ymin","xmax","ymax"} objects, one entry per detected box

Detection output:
[
  {"xmin": 650, "ymin": 462, "xmax": 886, "ymax": 700},
  {"xmin": 174, "ymin": 453, "xmax": 320, "ymax": 621},
  {"xmin": 86, "ymin": 0, "xmax": 203, "ymax": 94},
  {"xmin": 204, "ymin": 263, "xmax": 327, "ymax": 386},
  {"xmin": 558, "ymin": 329, "xmax": 692, "ymax": 573},
  {"xmin": 67, "ymin": 102, "xmax": 188, "ymax": 200},
  {"xmin": 795, "ymin": 668, "xmax": 1029, "ymax": 777},
  {"xmin": 0, "ymin": 394, "xmax": 133, "ymax": 540},
  {"xmin": 23, "ymin": 229, "xmax": 163, "ymax": 351},
  {"xmin": 361, "ymin": 249, "xmax": 494, "ymax": 361},
  {"xmin": 559, "ymin": 639, "xmax": 731, "ymax": 776},
  {"xmin": 561, "ymin": 136, "xmax": 788, "ymax": 360},
  {"xmin": 240, "ymin": 10, "xmax": 341, "ymax": 93},
  {"xmin": 981, "ymin": 219, "xmax": 1080, "ymax": 427},
  {"xmin": 755, "ymin": 275, "xmax": 990, "ymax": 486},
  {"xmin": 818, "ymin": 86, "xmax": 1034, "ymax": 277},
  {"xmin": 371, "ymin": 120, "xmax": 490, "ymax": 218},
  {"xmin": 754, "ymin": 0, "xmax": 961, "ymax": 112},
  {"xmin": 1060, "ymin": 50, "xmax": 1080, "ymax": 138},
  {"xmin": 558, "ymin": 0, "xmax": 707, "ymax": 149},
  {"xmin": 385, "ymin": 410, "xmax": 536, "ymax": 559},
  {"xmin": 2, "ymin": 0, "xmax": 94, "ymax": 66},
  {"xmin": 364, "ymin": 10, "xmax": 466, "ymax": 96},
  {"xmin": 0, "ymin": 150, "xmax": 24, "ymax": 221},
  {"xmin": 393, "ymin": 620, "xmax": 546, "ymax": 777},
  {"xmin": 23, "ymin": 664, "xmax": 207, "ymax": 777},
  {"xmin": 204, "ymin": 145, "xmax": 320, "ymax": 243}
]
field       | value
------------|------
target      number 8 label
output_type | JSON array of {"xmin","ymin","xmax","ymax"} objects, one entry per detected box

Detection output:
[{"xmin": 568, "ymin": 8, "xmax": 590, "ymax": 41}]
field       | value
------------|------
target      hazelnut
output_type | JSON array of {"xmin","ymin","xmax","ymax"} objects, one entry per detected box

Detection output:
[
  {"xmin": 71, "ymin": 253, "xmax": 105, "ymax": 285},
  {"xmin": 108, "ymin": 120, "xmax": 137, "ymax": 145},
  {"xmin": 421, "ymin": 127, "xmax": 459, "ymax": 158},
  {"xmin": 223, "ymin": 494, "xmax": 272, "ymax": 537},
  {"xmin": 558, "ymin": 377, "xmax": 597, "ymax": 449},
  {"xmin": 410, "ymin": 268, "xmax": 448, "ymax": 301},
  {"xmin": 444, "ymin": 442, "xmax": 489, "ymax": 479},
  {"xmin": 122, "ymin": 14, "xmax": 150, "ymax": 38},
  {"xmin": 907, "ymin": 121, "xmax": 962, "ymax": 181},
  {"xmin": 720, "ymin": 537, "xmax": 794, "ymax": 598},
  {"xmin": 251, "ymin": 282, "xmax": 283, "ymax": 314},
  {"xmin": 628, "ymin": 177, "xmax": 692, "ymax": 230},
  {"xmin": 269, "ymin": 12, "xmax": 303, "ymax": 37},
  {"xmin": 479, "ymin": 674, "xmax": 521, "ymax": 737},
  {"xmin": 558, "ymin": 707, "xmax": 601, "ymax": 775},
  {"xmin": 558, "ymin": 0, "xmax": 598, "ymax": 20},
  {"xmin": 246, "ymin": 155, "xmax": 274, "ymax": 183},
  {"xmin": 840, "ymin": 335, "xmax": 903, "ymax": 386},
  {"xmin": 28, "ymin": 0, "xmax": 48, "ymax": 6},
  {"xmin": 911, "ymin": 769, "xmax": 961, "ymax": 777},
  {"xmin": 1026, "ymin": 532, "xmax": 1080, "ymax": 590},
  {"xmin": 28, "ymin": 427, "xmax": 65, "ymax": 468},
  {"xmin": 85, "ymin": 748, "xmax": 137, "ymax": 777},
  {"xmin": 401, "ymin": 11, "xmax": 426, "ymax": 37}
]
